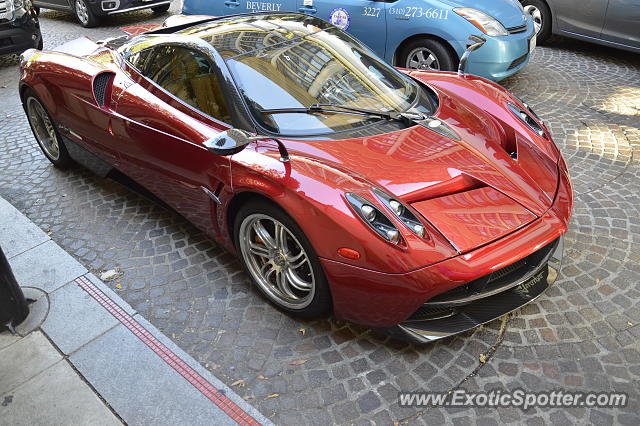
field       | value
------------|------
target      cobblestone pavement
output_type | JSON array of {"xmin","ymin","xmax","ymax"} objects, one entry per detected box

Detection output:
[{"xmin": 1, "ymin": 6, "xmax": 640, "ymax": 424}]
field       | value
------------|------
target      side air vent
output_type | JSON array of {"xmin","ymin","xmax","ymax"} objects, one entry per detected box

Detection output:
[{"xmin": 93, "ymin": 72, "xmax": 115, "ymax": 107}]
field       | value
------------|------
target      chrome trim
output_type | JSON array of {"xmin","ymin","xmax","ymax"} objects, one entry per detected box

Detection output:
[
  {"xmin": 101, "ymin": 0, "xmax": 121, "ymax": 12},
  {"xmin": 107, "ymin": 0, "xmax": 170, "ymax": 14},
  {"xmin": 201, "ymin": 186, "xmax": 221, "ymax": 204}
]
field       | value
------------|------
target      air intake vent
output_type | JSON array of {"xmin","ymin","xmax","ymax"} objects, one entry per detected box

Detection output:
[{"xmin": 93, "ymin": 72, "xmax": 114, "ymax": 107}]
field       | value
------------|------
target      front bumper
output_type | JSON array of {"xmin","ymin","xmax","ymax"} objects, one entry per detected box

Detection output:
[
  {"xmin": 87, "ymin": 0, "xmax": 171, "ymax": 16},
  {"xmin": 0, "ymin": 9, "xmax": 41, "ymax": 55},
  {"xmin": 384, "ymin": 236, "xmax": 563, "ymax": 343},
  {"xmin": 464, "ymin": 19, "xmax": 537, "ymax": 81}
]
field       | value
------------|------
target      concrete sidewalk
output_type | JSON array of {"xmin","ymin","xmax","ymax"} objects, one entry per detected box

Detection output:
[{"xmin": 0, "ymin": 196, "xmax": 271, "ymax": 426}]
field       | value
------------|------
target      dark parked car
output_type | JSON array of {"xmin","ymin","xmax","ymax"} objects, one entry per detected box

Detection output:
[
  {"xmin": 32, "ymin": 0, "xmax": 172, "ymax": 28},
  {"xmin": 0, "ymin": 0, "xmax": 42, "ymax": 55},
  {"xmin": 521, "ymin": 0, "xmax": 640, "ymax": 51}
]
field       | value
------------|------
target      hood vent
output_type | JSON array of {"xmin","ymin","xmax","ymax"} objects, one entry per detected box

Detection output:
[
  {"xmin": 402, "ymin": 174, "xmax": 487, "ymax": 204},
  {"xmin": 93, "ymin": 72, "xmax": 115, "ymax": 107}
]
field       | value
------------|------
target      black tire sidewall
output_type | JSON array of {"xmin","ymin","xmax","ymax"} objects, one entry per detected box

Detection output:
[
  {"xmin": 22, "ymin": 89, "xmax": 74, "ymax": 169},
  {"xmin": 522, "ymin": 0, "xmax": 552, "ymax": 43},
  {"xmin": 152, "ymin": 4, "xmax": 171, "ymax": 13},
  {"xmin": 233, "ymin": 199, "xmax": 332, "ymax": 318},
  {"xmin": 400, "ymin": 38, "xmax": 457, "ymax": 71}
]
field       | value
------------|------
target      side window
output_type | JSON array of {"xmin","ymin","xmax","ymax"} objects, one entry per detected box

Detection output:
[{"xmin": 132, "ymin": 45, "xmax": 231, "ymax": 124}]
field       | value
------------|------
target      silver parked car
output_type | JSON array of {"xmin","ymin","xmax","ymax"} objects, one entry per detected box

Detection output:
[{"xmin": 520, "ymin": 0, "xmax": 640, "ymax": 52}]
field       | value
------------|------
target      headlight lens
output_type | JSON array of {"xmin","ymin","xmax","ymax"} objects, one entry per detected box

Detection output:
[
  {"xmin": 372, "ymin": 188, "xmax": 426, "ymax": 238},
  {"xmin": 508, "ymin": 102, "xmax": 547, "ymax": 138},
  {"xmin": 454, "ymin": 7, "xmax": 508, "ymax": 36},
  {"xmin": 345, "ymin": 193, "xmax": 402, "ymax": 244}
]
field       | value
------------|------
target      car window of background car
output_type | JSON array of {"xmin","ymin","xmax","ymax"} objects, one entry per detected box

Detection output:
[
  {"xmin": 129, "ymin": 45, "xmax": 231, "ymax": 124},
  {"xmin": 224, "ymin": 27, "xmax": 426, "ymax": 136}
]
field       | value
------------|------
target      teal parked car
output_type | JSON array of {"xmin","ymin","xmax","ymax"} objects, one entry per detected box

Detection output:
[{"xmin": 182, "ymin": 0, "xmax": 537, "ymax": 81}]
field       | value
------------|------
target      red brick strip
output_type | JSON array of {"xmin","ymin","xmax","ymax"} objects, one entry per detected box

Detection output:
[{"xmin": 75, "ymin": 276, "xmax": 261, "ymax": 426}]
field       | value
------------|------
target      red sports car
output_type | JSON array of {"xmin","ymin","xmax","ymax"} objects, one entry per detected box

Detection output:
[{"xmin": 19, "ymin": 13, "xmax": 572, "ymax": 342}]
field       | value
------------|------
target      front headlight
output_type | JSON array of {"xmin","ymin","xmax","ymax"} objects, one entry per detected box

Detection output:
[
  {"xmin": 454, "ymin": 7, "xmax": 508, "ymax": 36},
  {"xmin": 345, "ymin": 193, "xmax": 402, "ymax": 245}
]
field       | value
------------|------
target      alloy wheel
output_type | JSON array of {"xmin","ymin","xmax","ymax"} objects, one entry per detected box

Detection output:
[
  {"xmin": 26, "ymin": 97, "xmax": 60, "ymax": 161},
  {"xmin": 405, "ymin": 47, "xmax": 441, "ymax": 71},
  {"xmin": 75, "ymin": 0, "xmax": 89, "ymax": 25},
  {"xmin": 524, "ymin": 5, "xmax": 543, "ymax": 34},
  {"xmin": 239, "ymin": 214, "xmax": 315, "ymax": 309}
]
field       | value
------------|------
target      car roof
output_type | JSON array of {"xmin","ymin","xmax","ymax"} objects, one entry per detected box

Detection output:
[{"xmin": 149, "ymin": 12, "xmax": 334, "ymax": 60}]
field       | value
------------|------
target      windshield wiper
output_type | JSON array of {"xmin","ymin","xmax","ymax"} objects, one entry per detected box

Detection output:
[{"xmin": 260, "ymin": 103, "xmax": 426, "ymax": 123}]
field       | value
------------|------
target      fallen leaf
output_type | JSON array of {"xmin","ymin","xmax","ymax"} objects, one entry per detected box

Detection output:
[
  {"xmin": 115, "ymin": 283, "xmax": 123, "ymax": 289},
  {"xmin": 628, "ymin": 322, "xmax": 633, "ymax": 326},
  {"xmin": 265, "ymin": 393, "xmax": 280, "ymax": 399},
  {"xmin": 595, "ymin": 278, "xmax": 600, "ymax": 284},
  {"xmin": 258, "ymin": 375, "xmax": 265, "ymax": 380},
  {"xmin": 231, "ymin": 379, "xmax": 245, "ymax": 387},
  {"xmin": 479, "ymin": 354, "xmax": 487, "ymax": 363},
  {"xmin": 298, "ymin": 328, "xmax": 306, "ymax": 336},
  {"xmin": 288, "ymin": 359, "xmax": 308, "ymax": 365}
]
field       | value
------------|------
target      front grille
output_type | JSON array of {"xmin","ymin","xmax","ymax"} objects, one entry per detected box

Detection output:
[
  {"xmin": 508, "ymin": 53, "xmax": 528, "ymax": 70},
  {"xmin": 508, "ymin": 24, "xmax": 527, "ymax": 34},
  {"xmin": 93, "ymin": 72, "xmax": 114, "ymax": 107},
  {"xmin": 405, "ymin": 238, "xmax": 559, "ymax": 323}
]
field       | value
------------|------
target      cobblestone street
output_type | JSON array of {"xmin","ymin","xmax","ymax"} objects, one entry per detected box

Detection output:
[{"xmin": 1, "ymin": 5, "xmax": 639, "ymax": 425}]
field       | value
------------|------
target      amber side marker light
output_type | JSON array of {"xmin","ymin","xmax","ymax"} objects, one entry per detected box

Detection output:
[{"xmin": 337, "ymin": 248, "xmax": 361, "ymax": 260}]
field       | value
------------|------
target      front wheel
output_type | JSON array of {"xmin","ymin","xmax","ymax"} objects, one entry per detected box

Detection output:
[
  {"xmin": 522, "ymin": 0, "xmax": 552, "ymax": 43},
  {"xmin": 151, "ymin": 4, "xmax": 171, "ymax": 13},
  {"xmin": 399, "ymin": 38, "xmax": 457, "ymax": 71},
  {"xmin": 74, "ymin": 0, "xmax": 100, "ymax": 28},
  {"xmin": 23, "ymin": 90, "xmax": 74, "ymax": 168},
  {"xmin": 234, "ymin": 200, "xmax": 332, "ymax": 318}
]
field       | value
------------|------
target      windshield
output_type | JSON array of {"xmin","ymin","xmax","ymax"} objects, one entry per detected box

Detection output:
[{"xmin": 225, "ymin": 27, "xmax": 433, "ymax": 136}]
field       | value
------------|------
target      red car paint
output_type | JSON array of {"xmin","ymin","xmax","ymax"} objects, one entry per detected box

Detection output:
[{"xmin": 19, "ymin": 36, "xmax": 572, "ymax": 329}]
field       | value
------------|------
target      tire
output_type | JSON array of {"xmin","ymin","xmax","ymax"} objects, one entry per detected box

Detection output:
[
  {"xmin": 22, "ymin": 89, "xmax": 74, "ymax": 169},
  {"xmin": 522, "ymin": 0, "xmax": 552, "ymax": 44},
  {"xmin": 151, "ymin": 4, "xmax": 171, "ymax": 13},
  {"xmin": 234, "ymin": 199, "xmax": 332, "ymax": 318},
  {"xmin": 74, "ymin": 0, "xmax": 100, "ymax": 28},
  {"xmin": 399, "ymin": 38, "xmax": 457, "ymax": 71},
  {"xmin": 37, "ymin": 37, "xmax": 43, "ymax": 50},
  {"xmin": 33, "ymin": 7, "xmax": 40, "ymax": 16}
]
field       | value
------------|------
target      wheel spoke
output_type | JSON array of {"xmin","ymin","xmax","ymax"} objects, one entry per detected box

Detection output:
[
  {"xmin": 276, "ymin": 270, "xmax": 296, "ymax": 298},
  {"xmin": 285, "ymin": 268, "xmax": 312, "ymax": 291},
  {"xmin": 274, "ymin": 222, "xmax": 287, "ymax": 251},
  {"xmin": 253, "ymin": 220, "xmax": 277, "ymax": 249},
  {"xmin": 286, "ymin": 250, "xmax": 304, "ymax": 263},
  {"xmin": 290, "ymin": 255, "xmax": 309, "ymax": 270},
  {"xmin": 249, "ymin": 241, "xmax": 270, "ymax": 258}
]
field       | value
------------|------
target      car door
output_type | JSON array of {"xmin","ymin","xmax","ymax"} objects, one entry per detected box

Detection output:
[
  {"xmin": 599, "ymin": 0, "xmax": 640, "ymax": 49},
  {"xmin": 296, "ymin": 0, "xmax": 388, "ymax": 57},
  {"xmin": 219, "ymin": 0, "xmax": 297, "ymax": 14},
  {"xmin": 112, "ymin": 44, "xmax": 234, "ymax": 236},
  {"xmin": 552, "ymin": 0, "xmax": 609, "ymax": 37},
  {"xmin": 32, "ymin": 0, "xmax": 72, "ymax": 9}
]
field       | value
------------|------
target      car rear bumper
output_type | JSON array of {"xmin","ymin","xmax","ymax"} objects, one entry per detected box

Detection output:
[
  {"xmin": 0, "ymin": 10, "xmax": 41, "ymax": 55},
  {"xmin": 465, "ymin": 19, "xmax": 537, "ymax": 81},
  {"xmin": 322, "ymin": 164, "xmax": 572, "ymax": 336}
]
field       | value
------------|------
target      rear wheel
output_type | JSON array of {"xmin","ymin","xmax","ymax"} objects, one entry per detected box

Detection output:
[
  {"xmin": 234, "ymin": 200, "xmax": 332, "ymax": 317},
  {"xmin": 23, "ymin": 89, "xmax": 74, "ymax": 168},
  {"xmin": 522, "ymin": 0, "xmax": 552, "ymax": 43},
  {"xmin": 74, "ymin": 0, "xmax": 100, "ymax": 28},
  {"xmin": 151, "ymin": 4, "xmax": 171, "ymax": 13},
  {"xmin": 400, "ymin": 38, "xmax": 456, "ymax": 71}
]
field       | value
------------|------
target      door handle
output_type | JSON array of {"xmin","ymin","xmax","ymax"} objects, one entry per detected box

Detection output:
[
  {"xmin": 225, "ymin": 0, "xmax": 240, "ymax": 7},
  {"xmin": 298, "ymin": 6, "xmax": 317, "ymax": 13}
]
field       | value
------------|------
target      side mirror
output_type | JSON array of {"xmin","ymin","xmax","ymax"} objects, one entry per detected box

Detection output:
[
  {"xmin": 457, "ymin": 35, "xmax": 486, "ymax": 76},
  {"xmin": 203, "ymin": 129, "xmax": 257, "ymax": 156},
  {"xmin": 204, "ymin": 129, "xmax": 290, "ymax": 162}
]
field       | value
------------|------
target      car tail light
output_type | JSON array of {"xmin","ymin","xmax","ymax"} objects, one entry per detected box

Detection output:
[
  {"xmin": 372, "ymin": 188, "xmax": 426, "ymax": 238},
  {"xmin": 92, "ymin": 72, "xmax": 115, "ymax": 107},
  {"xmin": 345, "ymin": 193, "xmax": 402, "ymax": 245}
]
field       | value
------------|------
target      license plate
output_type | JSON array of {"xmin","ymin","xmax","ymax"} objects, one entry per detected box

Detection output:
[{"xmin": 529, "ymin": 35, "xmax": 537, "ymax": 53}]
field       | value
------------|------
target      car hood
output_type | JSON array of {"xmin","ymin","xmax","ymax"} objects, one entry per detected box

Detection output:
[
  {"xmin": 283, "ymin": 84, "xmax": 558, "ymax": 253},
  {"xmin": 444, "ymin": 0, "xmax": 527, "ymax": 29}
]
